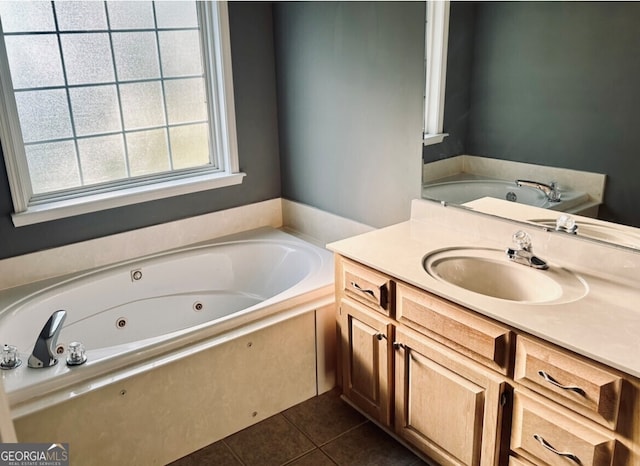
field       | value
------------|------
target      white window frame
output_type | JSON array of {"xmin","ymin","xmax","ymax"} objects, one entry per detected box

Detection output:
[
  {"xmin": 0, "ymin": 1, "xmax": 244, "ymax": 227},
  {"xmin": 423, "ymin": 0, "xmax": 450, "ymax": 146}
]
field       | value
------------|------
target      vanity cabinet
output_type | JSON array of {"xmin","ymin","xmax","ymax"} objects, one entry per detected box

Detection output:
[
  {"xmin": 334, "ymin": 254, "xmax": 640, "ymax": 466},
  {"xmin": 336, "ymin": 256, "xmax": 509, "ymax": 465},
  {"xmin": 339, "ymin": 298, "xmax": 393, "ymax": 426},
  {"xmin": 395, "ymin": 325, "xmax": 508, "ymax": 466}
]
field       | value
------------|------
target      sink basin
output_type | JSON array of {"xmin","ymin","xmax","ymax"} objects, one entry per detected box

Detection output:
[{"xmin": 423, "ymin": 247, "xmax": 588, "ymax": 304}]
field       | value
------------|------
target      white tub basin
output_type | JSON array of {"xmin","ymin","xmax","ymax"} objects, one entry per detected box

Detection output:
[
  {"xmin": 423, "ymin": 247, "xmax": 588, "ymax": 304},
  {"xmin": 422, "ymin": 180, "xmax": 588, "ymax": 210}
]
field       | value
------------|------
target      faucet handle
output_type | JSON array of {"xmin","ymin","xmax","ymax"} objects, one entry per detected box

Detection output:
[
  {"xmin": 556, "ymin": 214, "xmax": 578, "ymax": 234},
  {"xmin": 1, "ymin": 344, "xmax": 21, "ymax": 370},
  {"xmin": 512, "ymin": 230, "xmax": 532, "ymax": 250}
]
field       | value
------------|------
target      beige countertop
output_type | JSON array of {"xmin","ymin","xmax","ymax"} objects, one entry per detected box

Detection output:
[{"xmin": 327, "ymin": 200, "xmax": 640, "ymax": 379}]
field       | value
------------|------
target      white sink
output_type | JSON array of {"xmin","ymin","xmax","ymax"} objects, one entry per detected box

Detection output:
[{"xmin": 423, "ymin": 247, "xmax": 588, "ymax": 304}]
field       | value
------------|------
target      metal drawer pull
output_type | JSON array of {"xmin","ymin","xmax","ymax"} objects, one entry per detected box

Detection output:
[
  {"xmin": 376, "ymin": 333, "xmax": 387, "ymax": 341},
  {"xmin": 533, "ymin": 434, "xmax": 581, "ymax": 464},
  {"xmin": 350, "ymin": 281, "xmax": 375, "ymax": 297},
  {"xmin": 538, "ymin": 370, "xmax": 586, "ymax": 396}
]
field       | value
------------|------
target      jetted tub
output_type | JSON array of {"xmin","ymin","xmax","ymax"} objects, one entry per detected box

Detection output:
[
  {"xmin": 422, "ymin": 179, "xmax": 588, "ymax": 211},
  {"xmin": 0, "ymin": 227, "xmax": 334, "ymax": 414}
]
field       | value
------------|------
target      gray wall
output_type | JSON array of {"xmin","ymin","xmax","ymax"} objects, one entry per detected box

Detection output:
[
  {"xmin": 274, "ymin": 2, "xmax": 425, "ymax": 228},
  {"xmin": 460, "ymin": 2, "xmax": 640, "ymax": 227},
  {"xmin": 0, "ymin": 2, "xmax": 281, "ymax": 260}
]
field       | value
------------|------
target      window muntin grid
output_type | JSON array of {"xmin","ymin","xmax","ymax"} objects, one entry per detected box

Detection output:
[{"xmin": 0, "ymin": 1, "xmax": 215, "ymax": 196}]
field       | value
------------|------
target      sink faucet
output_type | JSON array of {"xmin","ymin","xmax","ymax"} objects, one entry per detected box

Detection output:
[
  {"xmin": 27, "ymin": 310, "xmax": 67, "ymax": 368},
  {"xmin": 506, "ymin": 231, "xmax": 549, "ymax": 270},
  {"xmin": 515, "ymin": 179, "xmax": 561, "ymax": 202}
]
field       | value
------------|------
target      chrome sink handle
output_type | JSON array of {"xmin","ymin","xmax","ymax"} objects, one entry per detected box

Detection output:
[
  {"xmin": 537, "ymin": 370, "xmax": 586, "ymax": 396},
  {"xmin": 533, "ymin": 434, "xmax": 581, "ymax": 464}
]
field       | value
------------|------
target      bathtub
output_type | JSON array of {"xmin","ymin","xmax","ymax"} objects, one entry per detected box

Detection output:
[
  {"xmin": 422, "ymin": 179, "xmax": 588, "ymax": 211},
  {"xmin": 0, "ymin": 227, "xmax": 334, "ymax": 416}
]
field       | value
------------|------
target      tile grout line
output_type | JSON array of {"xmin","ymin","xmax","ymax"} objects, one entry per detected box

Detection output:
[{"xmin": 221, "ymin": 438, "xmax": 247, "ymax": 466}]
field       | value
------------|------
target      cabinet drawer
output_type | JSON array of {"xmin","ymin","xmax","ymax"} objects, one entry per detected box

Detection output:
[
  {"xmin": 340, "ymin": 258, "xmax": 393, "ymax": 316},
  {"xmin": 514, "ymin": 336, "xmax": 622, "ymax": 430},
  {"xmin": 508, "ymin": 457, "xmax": 535, "ymax": 466},
  {"xmin": 396, "ymin": 283, "xmax": 512, "ymax": 375},
  {"xmin": 511, "ymin": 390, "xmax": 616, "ymax": 466}
]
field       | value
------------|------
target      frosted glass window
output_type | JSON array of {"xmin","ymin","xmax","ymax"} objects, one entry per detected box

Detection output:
[
  {"xmin": 112, "ymin": 32, "xmax": 160, "ymax": 81},
  {"xmin": 155, "ymin": 2, "xmax": 198, "ymax": 29},
  {"xmin": 70, "ymin": 86, "xmax": 121, "ymax": 136},
  {"xmin": 0, "ymin": 0, "xmax": 239, "ymax": 214},
  {"xmin": 120, "ymin": 82, "xmax": 165, "ymax": 130},
  {"xmin": 78, "ymin": 135, "xmax": 127, "ymax": 185},
  {"xmin": 106, "ymin": 2, "xmax": 155, "ymax": 30},
  {"xmin": 25, "ymin": 141, "xmax": 80, "ymax": 194},
  {"xmin": 55, "ymin": 1, "xmax": 107, "ymax": 31},
  {"xmin": 127, "ymin": 129, "xmax": 170, "ymax": 177},
  {"xmin": 0, "ymin": 1, "xmax": 55, "ymax": 33},
  {"xmin": 159, "ymin": 30, "xmax": 203, "ymax": 78},
  {"xmin": 170, "ymin": 124, "xmax": 210, "ymax": 169},
  {"xmin": 15, "ymin": 90, "xmax": 72, "ymax": 143},
  {"xmin": 61, "ymin": 33, "xmax": 115, "ymax": 85},
  {"xmin": 165, "ymin": 79, "xmax": 207, "ymax": 124},
  {"xmin": 4, "ymin": 35, "xmax": 64, "ymax": 89}
]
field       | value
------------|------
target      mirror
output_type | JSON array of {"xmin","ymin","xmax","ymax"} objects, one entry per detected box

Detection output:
[{"xmin": 422, "ymin": 2, "xmax": 640, "ymax": 250}]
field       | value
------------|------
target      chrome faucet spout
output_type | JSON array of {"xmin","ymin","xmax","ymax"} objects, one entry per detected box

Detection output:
[
  {"xmin": 506, "ymin": 247, "xmax": 549, "ymax": 270},
  {"xmin": 27, "ymin": 310, "xmax": 67, "ymax": 368},
  {"xmin": 506, "ymin": 230, "xmax": 549, "ymax": 270},
  {"xmin": 515, "ymin": 179, "xmax": 561, "ymax": 202}
]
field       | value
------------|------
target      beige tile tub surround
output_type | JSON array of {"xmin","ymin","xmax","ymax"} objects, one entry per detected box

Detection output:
[
  {"xmin": 15, "ymin": 312, "xmax": 319, "ymax": 466},
  {"xmin": 0, "ymin": 199, "xmax": 283, "ymax": 291},
  {"xmin": 0, "ymin": 379, "xmax": 17, "ymax": 442},
  {"xmin": 0, "ymin": 198, "xmax": 377, "ymax": 291},
  {"xmin": 282, "ymin": 199, "xmax": 375, "ymax": 248}
]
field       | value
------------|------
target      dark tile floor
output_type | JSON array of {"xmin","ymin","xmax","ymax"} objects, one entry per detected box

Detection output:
[{"xmin": 168, "ymin": 388, "xmax": 428, "ymax": 466}]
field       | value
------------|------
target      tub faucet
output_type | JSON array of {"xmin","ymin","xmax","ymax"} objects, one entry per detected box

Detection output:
[
  {"xmin": 506, "ymin": 231, "xmax": 549, "ymax": 270},
  {"xmin": 515, "ymin": 179, "xmax": 561, "ymax": 202},
  {"xmin": 27, "ymin": 310, "xmax": 67, "ymax": 368}
]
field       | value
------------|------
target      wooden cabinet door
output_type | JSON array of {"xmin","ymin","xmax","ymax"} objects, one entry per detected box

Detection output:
[
  {"xmin": 394, "ymin": 326, "xmax": 507, "ymax": 466},
  {"xmin": 339, "ymin": 298, "xmax": 393, "ymax": 425}
]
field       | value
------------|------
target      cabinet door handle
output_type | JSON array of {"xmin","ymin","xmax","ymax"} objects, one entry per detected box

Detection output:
[
  {"xmin": 538, "ymin": 370, "xmax": 586, "ymax": 396},
  {"xmin": 350, "ymin": 281, "xmax": 375, "ymax": 298},
  {"xmin": 376, "ymin": 333, "xmax": 387, "ymax": 341},
  {"xmin": 393, "ymin": 342, "xmax": 405, "ymax": 351},
  {"xmin": 533, "ymin": 434, "xmax": 581, "ymax": 464}
]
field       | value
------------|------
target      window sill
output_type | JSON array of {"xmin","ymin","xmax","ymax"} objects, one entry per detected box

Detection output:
[
  {"xmin": 11, "ymin": 171, "xmax": 246, "ymax": 227},
  {"xmin": 422, "ymin": 133, "xmax": 449, "ymax": 146}
]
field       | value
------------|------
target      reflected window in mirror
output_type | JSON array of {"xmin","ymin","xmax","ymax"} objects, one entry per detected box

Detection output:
[{"xmin": 423, "ymin": 0, "xmax": 450, "ymax": 146}]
